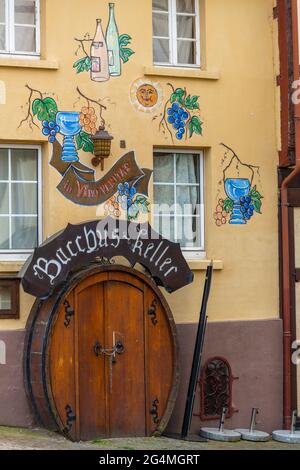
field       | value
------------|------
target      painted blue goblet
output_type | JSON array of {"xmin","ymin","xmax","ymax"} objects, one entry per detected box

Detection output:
[
  {"xmin": 225, "ymin": 178, "xmax": 251, "ymax": 225},
  {"xmin": 56, "ymin": 112, "xmax": 81, "ymax": 162}
]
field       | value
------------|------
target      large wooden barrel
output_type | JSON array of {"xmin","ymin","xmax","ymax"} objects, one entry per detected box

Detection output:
[{"xmin": 24, "ymin": 264, "xmax": 179, "ymax": 441}]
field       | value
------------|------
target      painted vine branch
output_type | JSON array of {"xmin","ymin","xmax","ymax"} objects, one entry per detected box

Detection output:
[{"xmin": 220, "ymin": 142, "xmax": 260, "ymax": 185}]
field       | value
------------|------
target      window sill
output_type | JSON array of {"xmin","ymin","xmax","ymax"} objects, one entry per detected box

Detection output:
[
  {"xmin": 0, "ymin": 58, "xmax": 59, "ymax": 70},
  {"xmin": 187, "ymin": 259, "xmax": 223, "ymax": 271},
  {"xmin": 144, "ymin": 66, "xmax": 220, "ymax": 80},
  {"xmin": 0, "ymin": 261, "xmax": 24, "ymax": 274}
]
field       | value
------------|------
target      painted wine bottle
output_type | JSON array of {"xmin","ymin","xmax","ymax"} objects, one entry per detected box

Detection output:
[
  {"xmin": 90, "ymin": 19, "xmax": 110, "ymax": 82},
  {"xmin": 106, "ymin": 3, "xmax": 121, "ymax": 76}
]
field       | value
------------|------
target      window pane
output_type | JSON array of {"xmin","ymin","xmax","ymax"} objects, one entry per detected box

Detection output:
[
  {"xmin": 176, "ymin": 0, "xmax": 195, "ymax": 13},
  {"xmin": 0, "ymin": 183, "xmax": 9, "ymax": 214},
  {"xmin": 0, "ymin": 216, "xmax": 9, "ymax": 249},
  {"xmin": 176, "ymin": 216, "xmax": 200, "ymax": 247},
  {"xmin": 176, "ymin": 186, "xmax": 199, "ymax": 214},
  {"xmin": 11, "ymin": 149, "xmax": 37, "ymax": 180},
  {"xmin": 0, "ymin": 24, "xmax": 5, "ymax": 50},
  {"xmin": 11, "ymin": 216, "xmax": 37, "ymax": 249},
  {"xmin": 176, "ymin": 154, "xmax": 199, "ymax": 183},
  {"xmin": 153, "ymin": 12, "xmax": 169, "ymax": 37},
  {"xmin": 154, "ymin": 154, "xmax": 174, "ymax": 182},
  {"xmin": 0, "ymin": 0, "xmax": 5, "ymax": 22},
  {"xmin": 11, "ymin": 183, "xmax": 37, "ymax": 214},
  {"xmin": 153, "ymin": 37, "xmax": 170, "ymax": 63},
  {"xmin": 15, "ymin": 25, "xmax": 36, "ymax": 52},
  {"xmin": 14, "ymin": 0, "xmax": 36, "ymax": 25},
  {"xmin": 0, "ymin": 149, "xmax": 8, "ymax": 180},
  {"xmin": 154, "ymin": 215, "xmax": 175, "ymax": 241},
  {"xmin": 154, "ymin": 185, "xmax": 175, "ymax": 213},
  {"xmin": 177, "ymin": 39, "xmax": 196, "ymax": 64},
  {"xmin": 153, "ymin": 0, "xmax": 168, "ymax": 12},
  {"xmin": 177, "ymin": 15, "xmax": 195, "ymax": 39},
  {"xmin": 0, "ymin": 286, "xmax": 11, "ymax": 309}
]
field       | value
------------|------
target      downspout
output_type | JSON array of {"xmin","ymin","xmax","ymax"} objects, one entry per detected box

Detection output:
[{"xmin": 280, "ymin": 0, "xmax": 300, "ymax": 429}]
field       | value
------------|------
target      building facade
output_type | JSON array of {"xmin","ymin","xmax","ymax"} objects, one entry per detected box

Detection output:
[{"xmin": 0, "ymin": 0, "xmax": 283, "ymax": 436}]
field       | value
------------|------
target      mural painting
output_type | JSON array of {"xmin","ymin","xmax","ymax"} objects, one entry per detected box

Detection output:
[
  {"xmin": 214, "ymin": 143, "xmax": 263, "ymax": 226},
  {"xmin": 73, "ymin": 3, "xmax": 134, "ymax": 82},
  {"xmin": 130, "ymin": 78, "xmax": 163, "ymax": 113},
  {"xmin": 153, "ymin": 83, "xmax": 203, "ymax": 141},
  {"xmin": 18, "ymin": 85, "xmax": 151, "ymax": 219}
]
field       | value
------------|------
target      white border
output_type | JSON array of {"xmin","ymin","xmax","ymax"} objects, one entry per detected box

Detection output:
[
  {"xmin": 0, "ymin": 0, "xmax": 40, "ymax": 58},
  {"xmin": 0, "ymin": 143, "xmax": 42, "ymax": 261},
  {"xmin": 152, "ymin": 0, "xmax": 201, "ymax": 68},
  {"xmin": 153, "ymin": 148, "xmax": 205, "ymax": 260}
]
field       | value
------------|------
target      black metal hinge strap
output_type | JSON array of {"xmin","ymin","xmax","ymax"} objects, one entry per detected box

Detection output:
[
  {"xmin": 64, "ymin": 300, "xmax": 75, "ymax": 327},
  {"xmin": 63, "ymin": 404, "xmax": 76, "ymax": 433},
  {"xmin": 150, "ymin": 397, "xmax": 160, "ymax": 425},
  {"xmin": 148, "ymin": 299, "xmax": 158, "ymax": 326}
]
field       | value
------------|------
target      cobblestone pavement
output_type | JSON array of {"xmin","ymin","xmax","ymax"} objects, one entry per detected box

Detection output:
[{"xmin": 0, "ymin": 426, "xmax": 299, "ymax": 450}]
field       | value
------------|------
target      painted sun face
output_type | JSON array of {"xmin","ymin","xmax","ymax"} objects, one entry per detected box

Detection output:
[
  {"xmin": 136, "ymin": 84, "xmax": 158, "ymax": 108},
  {"xmin": 130, "ymin": 79, "xmax": 163, "ymax": 113}
]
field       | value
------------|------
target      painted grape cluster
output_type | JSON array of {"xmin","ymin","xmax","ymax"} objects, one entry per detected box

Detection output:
[
  {"xmin": 104, "ymin": 196, "xmax": 121, "ymax": 218},
  {"xmin": 42, "ymin": 120, "xmax": 60, "ymax": 143},
  {"xmin": 214, "ymin": 199, "xmax": 228, "ymax": 226},
  {"xmin": 167, "ymin": 103, "xmax": 189, "ymax": 140},
  {"xmin": 104, "ymin": 182, "xmax": 150, "ymax": 221},
  {"xmin": 240, "ymin": 196, "xmax": 254, "ymax": 221},
  {"xmin": 79, "ymin": 106, "xmax": 98, "ymax": 135}
]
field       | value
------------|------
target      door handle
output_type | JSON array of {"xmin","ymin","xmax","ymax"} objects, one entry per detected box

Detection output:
[{"xmin": 93, "ymin": 340, "xmax": 125, "ymax": 358}]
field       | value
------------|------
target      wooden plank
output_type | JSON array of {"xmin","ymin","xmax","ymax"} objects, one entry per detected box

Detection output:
[{"xmin": 105, "ymin": 274, "xmax": 146, "ymax": 437}]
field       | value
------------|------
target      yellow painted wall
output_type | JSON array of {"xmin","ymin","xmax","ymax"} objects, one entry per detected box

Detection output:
[{"xmin": 0, "ymin": 0, "xmax": 279, "ymax": 330}]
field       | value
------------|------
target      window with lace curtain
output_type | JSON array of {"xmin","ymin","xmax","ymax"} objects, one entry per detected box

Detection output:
[
  {"xmin": 153, "ymin": 150, "xmax": 204, "ymax": 256},
  {"xmin": 0, "ymin": 0, "xmax": 40, "ymax": 56},
  {"xmin": 152, "ymin": 0, "xmax": 200, "ymax": 67},
  {"xmin": 0, "ymin": 146, "xmax": 42, "ymax": 259}
]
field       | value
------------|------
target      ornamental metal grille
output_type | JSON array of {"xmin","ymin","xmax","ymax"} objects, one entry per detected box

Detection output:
[{"xmin": 197, "ymin": 356, "xmax": 238, "ymax": 421}]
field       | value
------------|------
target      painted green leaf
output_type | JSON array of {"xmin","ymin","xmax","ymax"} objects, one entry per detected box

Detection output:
[
  {"xmin": 119, "ymin": 34, "xmax": 135, "ymax": 63},
  {"xmin": 185, "ymin": 94, "xmax": 200, "ymax": 110},
  {"xmin": 188, "ymin": 121, "xmax": 194, "ymax": 138},
  {"xmin": 76, "ymin": 131, "xmax": 94, "ymax": 153},
  {"xmin": 32, "ymin": 97, "xmax": 58, "ymax": 122},
  {"xmin": 171, "ymin": 88, "xmax": 185, "ymax": 105},
  {"xmin": 190, "ymin": 116, "xmax": 203, "ymax": 135},
  {"xmin": 120, "ymin": 47, "xmax": 135, "ymax": 63},
  {"xmin": 119, "ymin": 34, "xmax": 132, "ymax": 48},
  {"xmin": 73, "ymin": 56, "xmax": 91, "ymax": 73},
  {"xmin": 224, "ymin": 198, "xmax": 234, "ymax": 213},
  {"xmin": 252, "ymin": 197, "xmax": 262, "ymax": 214}
]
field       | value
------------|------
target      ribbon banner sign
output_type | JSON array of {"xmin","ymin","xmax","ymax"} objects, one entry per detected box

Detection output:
[
  {"xmin": 20, "ymin": 217, "xmax": 194, "ymax": 299},
  {"xmin": 50, "ymin": 142, "xmax": 152, "ymax": 206}
]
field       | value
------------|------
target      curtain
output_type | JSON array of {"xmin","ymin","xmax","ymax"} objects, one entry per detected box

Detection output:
[
  {"xmin": 176, "ymin": 154, "xmax": 199, "ymax": 246},
  {"xmin": 154, "ymin": 153, "xmax": 200, "ymax": 247},
  {"xmin": 11, "ymin": 149, "xmax": 38, "ymax": 250}
]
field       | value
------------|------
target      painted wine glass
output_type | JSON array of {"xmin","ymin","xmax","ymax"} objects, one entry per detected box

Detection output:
[
  {"xmin": 225, "ymin": 178, "xmax": 251, "ymax": 224},
  {"xmin": 56, "ymin": 112, "xmax": 81, "ymax": 162}
]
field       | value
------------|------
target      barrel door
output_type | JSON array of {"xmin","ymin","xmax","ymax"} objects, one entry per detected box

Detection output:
[{"xmin": 25, "ymin": 266, "xmax": 179, "ymax": 441}]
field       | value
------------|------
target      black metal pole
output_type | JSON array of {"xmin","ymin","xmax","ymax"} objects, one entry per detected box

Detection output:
[{"xmin": 181, "ymin": 263, "xmax": 213, "ymax": 439}]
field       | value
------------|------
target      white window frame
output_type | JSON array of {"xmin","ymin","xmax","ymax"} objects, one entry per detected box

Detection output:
[
  {"xmin": 153, "ymin": 149, "xmax": 205, "ymax": 259},
  {"xmin": 0, "ymin": 0, "xmax": 40, "ymax": 58},
  {"xmin": 0, "ymin": 144, "xmax": 42, "ymax": 261},
  {"xmin": 152, "ymin": 0, "xmax": 201, "ymax": 68}
]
